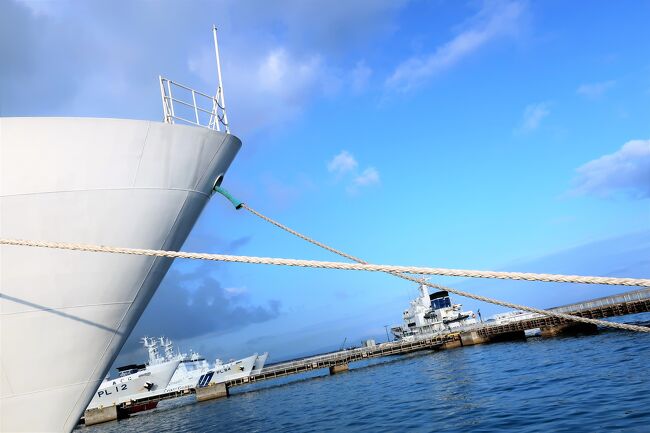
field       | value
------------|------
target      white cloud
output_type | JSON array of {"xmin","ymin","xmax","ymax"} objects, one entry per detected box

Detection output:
[
  {"xmin": 571, "ymin": 139, "xmax": 650, "ymax": 199},
  {"xmin": 13, "ymin": 0, "xmax": 58, "ymax": 16},
  {"xmin": 353, "ymin": 167, "xmax": 380, "ymax": 187},
  {"xmin": 257, "ymin": 48, "xmax": 323, "ymax": 101},
  {"xmin": 223, "ymin": 286, "xmax": 248, "ymax": 299},
  {"xmin": 517, "ymin": 102, "xmax": 550, "ymax": 133},
  {"xmin": 327, "ymin": 151, "xmax": 380, "ymax": 194},
  {"xmin": 2, "ymin": 1, "xmax": 407, "ymax": 135},
  {"xmin": 577, "ymin": 80, "xmax": 616, "ymax": 99},
  {"xmin": 187, "ymin": 45, "xmax": 328, "ymax": 132},
  {"xmin": 386, "ymin": 1, "xmax": 526, "ymax": 91},
  {"xmin": 327, "ymin": 150, "xmax": 358, "ymax": 175}
]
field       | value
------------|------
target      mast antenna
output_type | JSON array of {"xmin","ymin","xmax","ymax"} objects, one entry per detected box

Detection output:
[{"xmin": 212, "ymin": 25, "xmax": 230, "ymax": 133}]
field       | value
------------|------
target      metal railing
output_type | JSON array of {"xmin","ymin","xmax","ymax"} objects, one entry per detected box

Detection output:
[
  {"xmin": 158, "ymin": 26, "xmax": 230, "ymax": 133},
  {"xmin": 159, "ymin": 76, "xmax": 229, "ymax": 133},
  {"xmin": 254, "ymin": 335, "xmax": 451, "ymax": 377},
  {"xmin": 550, "ymin": 288, "xmax": 650, "ymax": 314}
]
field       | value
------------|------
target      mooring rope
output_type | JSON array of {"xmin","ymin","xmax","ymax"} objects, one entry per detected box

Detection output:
[
  {"xmin": 236, "ymin": 203, "xmax": 650, "ymax": 334},
  {"xmin": 1, "ymin": 238, "xmax": 649, "ymax": 333},
  {"xmin": 2, "ymin": 237, "xmax": 649, "ymax": 288}
]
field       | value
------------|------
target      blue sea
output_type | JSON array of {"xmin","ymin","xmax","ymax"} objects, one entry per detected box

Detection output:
[{"xmin": 79, "ymin": 314, "xmax": 650, "ymax": 432}]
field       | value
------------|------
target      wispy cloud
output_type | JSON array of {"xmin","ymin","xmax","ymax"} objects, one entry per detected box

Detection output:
[
  {"xmin": 353, "ymin": 167, "xmax": 380, "ymax": 187},
  {"xmin": 577, "ymin": 80, "xmax": 616, "ymax": 99},
  {"xmin": 1, "ymin": 1, "xmax": 407, "ymax": 134},
  {"xmin": 327, "ymin": 150, "xmax": 359, "ymax": 175},
  {"xmin": 13, "ymin": 0, "xmax": 58, "ymax": 16},
  {"xmin": 385, "ymin": 1, "xmax": 526, "ymax": 91},
  {"xmin": 327, "ymin": 150, "xmax": 380, "ymax": 194},
  {"xmin": 571, "ymin": 139, "xmax": 650, "ymax": 199},
  {"xmin": 516, "ymin": 102, "xmax": 550, "ymax": 133},
  {"xmin": 348, "ymin": 167, "xmax": 381, "ymax": 194}
]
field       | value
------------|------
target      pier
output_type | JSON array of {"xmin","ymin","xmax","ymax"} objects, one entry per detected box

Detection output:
[
  {"xmin": 84, "ymin": 288, "xmax": 649, "ymax": 426},
  {"xmin": 473, "ymin": 288, "xmax": 650, "ymax": 340}
]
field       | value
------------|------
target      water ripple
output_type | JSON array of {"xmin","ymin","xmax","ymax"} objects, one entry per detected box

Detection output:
[{"xmin": 78, "ymin": 316, "xmax": 650, "ymax": 433}]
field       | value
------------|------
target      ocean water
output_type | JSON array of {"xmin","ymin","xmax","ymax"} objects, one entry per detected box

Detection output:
[{"xmin": 79, "ymin": 315, "xmax": 650, "ymax": 432}]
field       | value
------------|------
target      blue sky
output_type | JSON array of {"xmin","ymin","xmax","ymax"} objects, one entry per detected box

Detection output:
[{"xmin": 2, "ymin": 0, "xmax": 649, "ymax": 364}]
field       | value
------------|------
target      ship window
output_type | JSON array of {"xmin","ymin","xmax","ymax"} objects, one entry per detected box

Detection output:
[{"xmin": 432, "ymin": 297, "xmax": 452, "ymax": 310}]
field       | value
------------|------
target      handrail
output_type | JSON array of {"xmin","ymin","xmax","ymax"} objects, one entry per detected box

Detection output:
[
  {"xmin": 157, "ymin": 27, "xmax": 230, "ymax": 133},
  {"xmin": 159, "ymin": 76, "xmax": 229, "ymax": 132}
]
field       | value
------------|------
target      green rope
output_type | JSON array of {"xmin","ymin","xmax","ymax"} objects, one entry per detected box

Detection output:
[{"xmin": 213, "ymin": 185, "xmax": 244, "ymax": 209}]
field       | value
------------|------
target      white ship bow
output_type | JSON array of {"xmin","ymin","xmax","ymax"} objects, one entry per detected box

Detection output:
[{"xmin": 0, "ymin": 117, "xmax": 241, "ymax": 432}]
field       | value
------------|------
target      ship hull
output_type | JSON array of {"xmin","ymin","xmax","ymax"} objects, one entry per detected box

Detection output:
[
  {"xmin": 251, "ymin": 352, "xmax": 269, "ymax": 375},
  {"xmin": 0, "ymin": 118, "xmax": 241, "ymax": 432},
  {"xmin": 208, "ymin": 353, "xmax": 258, "ymax": 384},
  {"xmin": 87, "ymin": 360, "xmax": 181, "ymax": 410}
]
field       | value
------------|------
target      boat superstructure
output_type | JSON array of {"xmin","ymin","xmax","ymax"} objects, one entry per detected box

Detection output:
[
  {"xmin": 391, "ymin": 283, "xmax": 478, "ymax": 341},
  {"xmin": 0, "ymin": 28, "xmax": 241, "ymax": 432}
]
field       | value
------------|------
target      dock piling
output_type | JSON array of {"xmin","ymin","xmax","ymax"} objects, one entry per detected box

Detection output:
[
  {"xmin": 195, "ymin": 382, "xmax": 229, "ymax": 402},
  {"xmin": 329, "ymin": 363, "xmax": 349, "ymax": 375},
  {"xmin": 84, "ymin": 405, "xmax": 124, "ymax": 426},
  {"xmin": 540, "ymin": 323, "xmax": 598, "ymax": 337}
]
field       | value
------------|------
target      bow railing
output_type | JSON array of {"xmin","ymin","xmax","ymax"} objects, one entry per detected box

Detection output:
[{"xmin": 159, "ymin": 76, "xmax": 229, "ymax": 133}]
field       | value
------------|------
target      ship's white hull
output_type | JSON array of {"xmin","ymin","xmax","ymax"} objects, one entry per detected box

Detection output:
[
  {"xmin": 87, "ymin": 359, "xmax": 181, "ymax": 410},
  {"xmin": 251, "ymin": 352, "xmax": 269, "ymax": 375},
  {"xmin": 0, "ymin": 118, "xmax": 241, "ymax": 432},
  {"xmin": 150, "ymin": 352, "xmax": 266, "ymax": 398},
  {"xmin": 208, "ymin": 353, "xmax": 258, "ymax": 385},
  {"xmin": 151, "ymin": 359, "xmax": 211, "ymax": 395}
]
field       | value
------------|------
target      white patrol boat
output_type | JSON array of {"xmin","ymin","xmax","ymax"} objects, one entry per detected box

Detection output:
[
  {"xmin": 205, "ymin": 353, "xmax": 259, "ymax": 385},
  {"xmin": 142, "ymin": 337, "xmax": 268, "ymax": 402},
  {"xmin": 391, "ymin": 283, "xmax": 479, "ymax": 340},
  {"xmin": 86, "ymin": 337, "xmax": 180, "ymax": 413}
]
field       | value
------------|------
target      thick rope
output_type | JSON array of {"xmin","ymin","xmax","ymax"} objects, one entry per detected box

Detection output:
[
  {"xmin": 2, "ymin": 237, "xmax": 649, "ymax": 287},
  {"xmin": 1, "ymin": 236, "xmax": 649, "ymax": 333},
  {"xmin": 239, "ymin": 204, "xmax": 650, "ymax": 334}
]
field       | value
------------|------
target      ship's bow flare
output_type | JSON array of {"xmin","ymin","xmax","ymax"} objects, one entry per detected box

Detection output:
[{"xmin": 0, "ymin": 118, "xmax": 241, "ymax": 432}]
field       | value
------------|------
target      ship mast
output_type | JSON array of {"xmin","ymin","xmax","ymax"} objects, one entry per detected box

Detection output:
[
  {"xmin": 142, "ymin": 336, "xmax": 160, "ymax": 365},
  {"xmin": 212, "ymin": 25, "xmax": 230, "ymax": 133}
]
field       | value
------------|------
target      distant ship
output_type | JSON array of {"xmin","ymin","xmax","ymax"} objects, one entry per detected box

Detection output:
[
  {"xmin": 0, "ymin": 28, "xmax": 241, "ymax": 432},
  {"xmin": 391, "ymin": 283, "xmax": 478, "ymax": 340},
  {"xmin": 487, "ymin": 310, "xmax": 541, "ymax": 324}
]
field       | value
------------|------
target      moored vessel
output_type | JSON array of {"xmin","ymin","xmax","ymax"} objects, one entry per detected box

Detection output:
[
  {"xmin": 0, "ymin": 28, "xmax": 241, "ymax": 432},
  {"xmin": 86, "ymin": 337, "xmax": 181, "ymax": 412},
  {"xmin": 391, "ymin": 283, "xmax": 479, "ymax": 341},
  {"xmin": 145, "ymin": 337, "xmax": 268, "ymax": 401}
]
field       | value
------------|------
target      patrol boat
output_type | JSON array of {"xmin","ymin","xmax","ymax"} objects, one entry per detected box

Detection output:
[
  {"xmin": 86, "ymin": 337, "xmax": 180, "ymax": 413},
  {"xmin": 151, "ymin": 337, "xmax": 268, "ymax": 396},
  {"xmin": 391, "ymin": 283, "xmax": 479, "ymax": 340}
]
